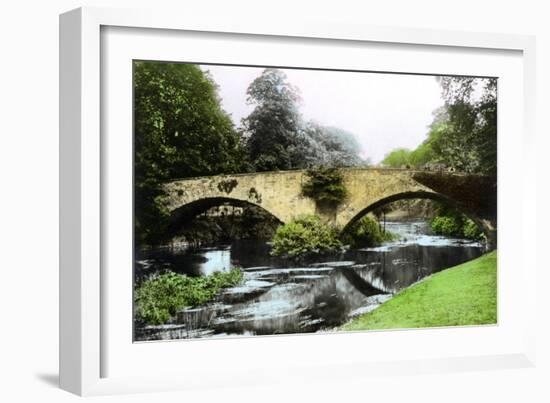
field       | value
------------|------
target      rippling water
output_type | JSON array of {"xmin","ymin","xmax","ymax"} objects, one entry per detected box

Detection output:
[{"xmin": 134, "ymin": 221, "xmax": 484, "ymax": 341}]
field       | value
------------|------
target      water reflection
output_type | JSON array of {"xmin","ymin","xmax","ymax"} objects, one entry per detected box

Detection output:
[
  {"xmin": 136, "ymin": 245, "xmax": 233, "ymax": 279},
  {"xmin": 135, "ymin": 221, "xmax": 484, "ymax": 341}
]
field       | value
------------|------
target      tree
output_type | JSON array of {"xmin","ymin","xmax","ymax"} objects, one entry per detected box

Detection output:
[
  {"xmin": 381, "ymin": 148, "xmax": 412, "ymax": 167},
  {"xmin": 241, "ymin": 68, "xmax": 365, "ymax": 171},
  {"xmin": 381, "ymin": 77, "xmax": 497, "ymax": 175},
  {"xmin": 304, "ymin": 123, "xmax": 364, "ymax": 167},
  {"xmin": 134, "ymin": 61, "xmax": 246, "ymax": 245},
  {"xmin": 432, "ymin": 76, "xmax": 497, "ymax": 174},
  {"xmin": 282, "ymin": 122, "xmax": 364, "ymax": 168},
  {"xmin": 409, "ymin": 141, "xmax": 436, "ymax": 167},
  {"xmin": 301, "ymin": 166, "xmax": 348, "ymax": 207},
  {"xmin": 241, "ymin": 68, "xmax": 303, "ymax": 171}
]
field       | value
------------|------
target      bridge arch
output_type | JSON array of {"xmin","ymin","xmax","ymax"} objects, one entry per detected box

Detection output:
[
  {"xmin": 165, "ymin": 196, "xmax": 284, "ymax": 237},
  {"xmin": 341, "ymin": 190, "xmax": 491, "ymax": 240},
  {"xmin": 163, "ymin": 168, "xmax": 496, "ymax": 249}
]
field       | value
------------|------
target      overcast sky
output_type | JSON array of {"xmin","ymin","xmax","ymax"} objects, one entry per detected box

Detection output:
[{"xmin": 201, "ymin": 65, "xmax": 445, "ymax": 164}]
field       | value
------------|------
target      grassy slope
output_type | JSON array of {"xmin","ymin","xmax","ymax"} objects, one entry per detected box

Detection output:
[{"xmin": 341, "ymin": 251, "xmax": 497, "ymax": 331}]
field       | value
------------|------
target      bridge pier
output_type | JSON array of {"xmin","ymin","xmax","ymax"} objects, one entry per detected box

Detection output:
[
  {"xmin": 486, "ymin": 231, "xmax": 497, "ymax": 251},
  {"xmin": 483, "ymin": 221, "xmax": 498, "ymax": 251}
]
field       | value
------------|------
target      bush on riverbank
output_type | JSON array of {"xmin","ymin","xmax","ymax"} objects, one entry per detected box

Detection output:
[
  {"xmin": 135, "ymin": 269, "xmax": 243, "ymax": 325},
  {"xmin": 430, "ymin": 215, "xmax": 462, "ymax": 236},
  {"xmin": 270, "ymin": 214, "xmax": 342, "ymax": 258},
  {"xmin": 341, "ymin": 215, "xmax": 398, "ymax": 247},
  {"xmin": 430, "ymin": 215, "xmax": 482, "ymax": 240},
  {"xmin": 463, "ymin": 218, "xmax": 482, "ymax": 239},
  {"xmin": 428, "ymin": 202, "xmax": 483, "ymax": 240},
  {"xmin": 341, "ymin": 251, "xmax": 497, "ymax": 331}
]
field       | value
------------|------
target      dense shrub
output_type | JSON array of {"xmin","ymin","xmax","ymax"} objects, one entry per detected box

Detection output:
[
  {"xmin": 430, "ymin": 215, "xmax": 463, "ymax": 237},
  {"xmin": 135, "ymin": 269, "xmax": 243, "ymax": 325},
  {"xmin": 430, "ymin": 215, "xmax": 482, "ymax": 240},
  {"xmin": 341, "ymin": 215, "xmax": 397, "ymax": 247},
  {"xmin": 463, "ymin": 218, "xmax": 483, "ymax": 240},
  {"xmin": 301, "ymin": 167, "xmax": 347, "ymax": 207},
  {"xmin": 270, "ymin": 215, "xmax": 342, "ymax": 258}
]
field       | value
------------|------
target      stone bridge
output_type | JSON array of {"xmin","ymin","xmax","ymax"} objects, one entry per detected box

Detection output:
[{"xmin": 163, "ymin": 168, "xmax": 497, "ymax": 248}]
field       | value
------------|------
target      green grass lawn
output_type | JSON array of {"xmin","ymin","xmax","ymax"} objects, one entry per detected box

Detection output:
[{"xmin": 340, "ymin": 251, "xmax": 497, "ymax": 331}]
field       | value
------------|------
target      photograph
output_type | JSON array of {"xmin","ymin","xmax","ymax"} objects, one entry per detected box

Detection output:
[
  {"xmin": 132, "ymin": 61, "xmax": 497, "ymax": 341},
  {"xmin": 0, "ymin": 0, "xmax": 545, "ymax": 399}
]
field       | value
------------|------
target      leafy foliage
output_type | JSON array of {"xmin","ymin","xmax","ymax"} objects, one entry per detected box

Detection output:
[
  {"xmin": 241, "ymin": 69, "xmax": 302, "ymax": 171},
  {"xmin": 381, "ymin": 148, "xmax": 413, "ymax": 167},
  {"xmin": 241, "ymin": 69, "xmax": 364, "ymax": 171},
  {"xmin": 270, "ymin": 215, "xmax": 342, "ymax": 258},
  {"xmin": 134, "ymin": 63, "xmax": 368, "ymax": 246},
  {"xmin": 135, "ymin": 269, "xmax": 243, "ymax": 325},
  {"xmin": 463, "ymin": 219, "xmax": 482, "ymax": 239},
  {"xmin": 381, "ymin": 78, "xmax": 497, "ymax": 175},
  {"xmin": 341, "ymin": 215, "xmax": 397, "ymax": 247},
  {"xmin": 409, "ymin": 138, "xmax": 437, "ymax": 167},
  {"xmin": 296, "ymin": 123, "xmax": 365, "ymax": 168},
  {"xmin": 217, "ymin": 179, "xmax": 238, "ymax": 194},
  {"xmin": 134, "ymin": 61, "xmax": 246, "ymax": 245},
  {"xmin": 430, "ymin": 216, "xmax": 463, "ymax": 237},
  {"xmin": 301, "ymin": 167, "xmax": 348, "ymax": 207},
  {"xmin": 434, "ymin": 77, "xmax": 497, "ymax": 174},
  {"xmin": 429, "ymin": 204, "xmax": 482, "ymax": 240}
]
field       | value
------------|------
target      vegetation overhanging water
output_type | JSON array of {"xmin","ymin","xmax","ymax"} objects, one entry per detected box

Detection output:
[{"xmin": 134, "ymin": 220, "xmax": 484, "ymax": 341}]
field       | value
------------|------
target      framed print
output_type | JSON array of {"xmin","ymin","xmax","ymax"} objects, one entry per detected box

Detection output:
[{"xmin": 60, "ymin": 6, "xmax": 537, "ymax": 396}]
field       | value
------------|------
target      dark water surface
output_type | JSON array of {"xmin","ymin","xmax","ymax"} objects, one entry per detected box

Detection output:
[{"xmin": 135, "ymin": 221, "xmax": 484, "ymax": 341}]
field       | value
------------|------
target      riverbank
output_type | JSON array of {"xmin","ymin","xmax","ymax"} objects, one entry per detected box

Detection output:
[
  {"xmin": 340, "ymin": 251, "xmax": 497, "ymax": 331},
  {"xmin": 135, "ymin": 268, "xmax": 243, "ymax": 325},
  {"xmin": 135, "ymin": 221, "xmax": 486, "ymax": 340}
]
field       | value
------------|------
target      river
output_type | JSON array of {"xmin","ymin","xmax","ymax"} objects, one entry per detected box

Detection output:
[{"xmin": 134, "ymin": 220, "xmax": 484, "ymax": 341}]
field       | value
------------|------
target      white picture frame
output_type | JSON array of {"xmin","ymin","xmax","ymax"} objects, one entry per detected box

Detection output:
[{"xmin": 60, "ymin": 6, "xmax": 537, "ymax": 396}]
